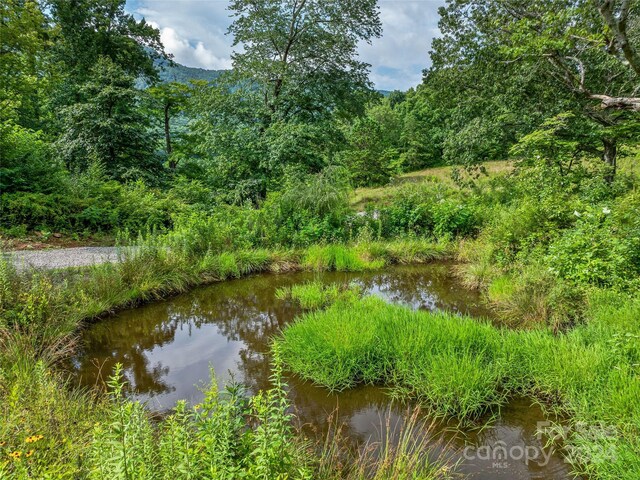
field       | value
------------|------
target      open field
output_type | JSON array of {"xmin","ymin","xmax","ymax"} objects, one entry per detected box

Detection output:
[{"xmin": 350, "ymin": 161, "xmax": 513, "ymax": 208}]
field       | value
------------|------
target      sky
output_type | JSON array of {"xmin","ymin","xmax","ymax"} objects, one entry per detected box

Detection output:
[{"xmin": 126, "ymin": 0, "xmax": 445, "ymax": 91}]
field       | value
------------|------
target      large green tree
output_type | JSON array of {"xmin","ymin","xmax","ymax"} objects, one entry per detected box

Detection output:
[
  {"xmin": 0, "ymin": 0, "xmax": 53, "ymax": 129},
  {"xmin": 433, "ymin": 0, "xmax": 640, "ymax": 176},
  {"xmin": 189, "ymin": 0, "xmax": 383, "ymax": 201},
  {"xmin": 57, "ymin": 57, "xmax": 158, "ymax": 180},
  {"xmin": 228, "ymin": 0, "xmax": 382, "ymax": 124},
  {"xmin": 49, "ymin": 0, "xmax": 164, "ymax": 86},
  {"xmin": 47, "ymin": 0, "xmax": 168, "ymax": 178}
]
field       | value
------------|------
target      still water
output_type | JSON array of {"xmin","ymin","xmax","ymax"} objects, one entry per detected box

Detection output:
[{"xmin": 72, "ymin": 264, "xmax": 572, "ymax": 479}]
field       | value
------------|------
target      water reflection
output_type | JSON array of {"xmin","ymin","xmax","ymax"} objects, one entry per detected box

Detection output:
[{"xmin": 72, "ymin": 264, "xmax": 571, "ymax": 479}]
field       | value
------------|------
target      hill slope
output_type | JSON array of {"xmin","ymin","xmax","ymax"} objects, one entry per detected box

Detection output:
[{"xmin": 155, "ymin": 58, "xmax": 226, "ymax": 83}]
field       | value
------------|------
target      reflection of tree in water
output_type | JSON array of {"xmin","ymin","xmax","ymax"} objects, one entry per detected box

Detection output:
[
  {"xmin": 73, "ymin": 264, "xmax": 492, "ymax": 404},
  {"xmin": 74, "ymin": 302, "xmax": 183, "ymax": 396},
  {"xmin": 73, "ymin": 273, "xmax": 300, "ymax": 397},
  {"xmin": 355, "ymin": 264, "xmax": 491, "ymax": 318}
]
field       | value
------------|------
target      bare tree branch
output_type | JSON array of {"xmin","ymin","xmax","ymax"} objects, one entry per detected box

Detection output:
[{"xmin": 590, "ymin": 93, "xmax": 640, "ymax": 111}]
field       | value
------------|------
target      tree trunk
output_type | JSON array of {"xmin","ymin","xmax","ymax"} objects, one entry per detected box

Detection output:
[
  {"xmin": 602, "ymin": 138, "xmax": 617, "ymax": 184},
  {"xmin": 164, "ymin": 102, "xmax": 175, "ymax": 170}
]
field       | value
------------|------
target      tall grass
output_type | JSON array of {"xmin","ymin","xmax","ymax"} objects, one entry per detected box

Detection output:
[
  {"xmin": 276, "ymin": 281, "xmax": 362, "ymax": 309},
  {"xmin": 277, "ymin": 291, "xmax": 640, "ymax": 478},
  {"xmin": 0, "ymin": 331, "xmax": 105, "ymax": 478},
  {"xmin": 316, "ymin": 407, "xmax": 455, "ymax": 480},
  {"xmin": 0, "ymin": 237, "xmax": 451, "ymax": 479}
]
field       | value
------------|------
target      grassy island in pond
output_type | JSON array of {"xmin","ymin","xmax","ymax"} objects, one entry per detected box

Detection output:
[{"xmin": 278, "ymin": 289, "xmax": 640, "ymax": 478}]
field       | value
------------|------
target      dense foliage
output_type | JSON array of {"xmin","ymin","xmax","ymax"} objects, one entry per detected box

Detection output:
[{"xmin": 3, "ymin": 0, "xmax": 639, "ymax": 235}]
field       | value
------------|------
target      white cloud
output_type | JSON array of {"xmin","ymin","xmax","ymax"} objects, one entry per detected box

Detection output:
[
  {"xmin": 359, "ymin": 1, "xmax": 444, "ymax": 90},
  {"xmin": 127, "ymin": 0, "xmax": 444, "ymax": 90}
]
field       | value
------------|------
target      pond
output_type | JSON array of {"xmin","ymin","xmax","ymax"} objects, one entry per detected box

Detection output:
[{"xmin": 71, "ymin": 263, "xmax": 573, "ymax": 480}]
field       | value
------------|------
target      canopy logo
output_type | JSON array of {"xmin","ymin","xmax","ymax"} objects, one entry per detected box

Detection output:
[
  {"xmin": 462, "ymin": 420, "xmax": 618, "ymax": 469},
  {"xmin": 462, "ymin": 440, "xmax": 554, "ymax": 469}
]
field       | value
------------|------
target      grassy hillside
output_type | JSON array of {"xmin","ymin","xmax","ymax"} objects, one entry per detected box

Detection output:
[{"xmin": 350, "ymin": 160, "xmax": 513, "ymax": 208}]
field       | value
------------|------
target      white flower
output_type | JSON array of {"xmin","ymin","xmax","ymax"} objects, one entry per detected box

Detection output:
[
  {"xmin": 574, "ymin": 210, "xmax": 581, "ymax": 217},
  {"xmin": 602, "ymin": 207, "xmax": 611, "ymax": 214}
]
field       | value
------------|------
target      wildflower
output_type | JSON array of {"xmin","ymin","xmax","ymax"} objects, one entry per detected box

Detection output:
[
  {"xmin": 573, "ymin": 210, "xmax": 581, "ymax": 217},
  {"xmin": 25, "ymin": 435, "xmax": 43, "ymax": 444},
  {"xmin": 0, "ymin": 441, "xmax": 5, "ymax": 447},
  {"xmin": 8, "ymin": 451, "xmax": 22, "ymax": 459},
  {"xmin": 602, "ymin": 207, "xmax": 611, "ymax": 214},
  {"xmin": 25, "ymin": 450, "xmax": 34, "ymax": 458}
]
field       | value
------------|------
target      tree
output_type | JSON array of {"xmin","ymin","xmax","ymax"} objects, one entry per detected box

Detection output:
[
  {"xmin": 147, "ymin": 82, "xmax": 191, "ymax": 170},
  {"xmin": 57, "ymin": 57, "xmax": 158, "ymax": 180},
  {"xmin": 227, "ymin": 0, "xmax": 382, "ymax": 125},
  {"xmin": 189, "ymin": 1, "xmax": 382, "ymax": 202},
  {"xmin": 338, "ymin": 98, "xmax": 404, "ymax": 186},
  {"xmin": 0, "ymin": 0, "xmax": 52, "ymax": 129},
  {"xmin": 49, "ymin": 0, "xmax": 165, "ymax": 85},
  {"xmin": 189, "ymin": 75, "xmax": 346, "ymax": 202},
  {"xmin": 433, "ymin": 0, "xmax": 640, "ymax": 177}
]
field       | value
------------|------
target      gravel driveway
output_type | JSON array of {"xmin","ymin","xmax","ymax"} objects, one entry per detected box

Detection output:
[{"xmin": 4, "ymin": 247, "xmax": 121, "ymax": 270}]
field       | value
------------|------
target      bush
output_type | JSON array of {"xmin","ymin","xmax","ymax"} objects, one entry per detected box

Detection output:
[
  {"xmin": 546, "ymin": 203, "xmax": 640, "ymax": 289},
  {"xmin": 375, "ymin": 182, "xmax": 481, "ymax": 239},
  {"xmin": 88, "ymin": 360, "xmax": 311, "ymax": 480},
  {"xmin": 256, "ymin": 168, "xmax": 352, "ymax": 247},
  {"xmin": 0, "ymin": 178, "xmax": 184, "ymax": 235},
  {"xmin": 0, "ymin": 122, "xmax": 66, "ymax": 194}
]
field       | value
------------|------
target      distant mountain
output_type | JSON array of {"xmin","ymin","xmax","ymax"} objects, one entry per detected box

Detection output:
[
  {"xmin": 155, "ymin": 58, "xmax": 227, "ymax": 84},
  {"xmin": 152, "ymin": 59, "xmax": 399, "ymax": 96}
]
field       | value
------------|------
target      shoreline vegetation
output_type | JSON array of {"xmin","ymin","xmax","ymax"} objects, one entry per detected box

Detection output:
[
  {"xmin": 278, "ymin": 286, "xmax": 640, "ymax": 479},
  {"xmin": 0, "ymin": 237, "xmax": 453, "ymax": 479}
]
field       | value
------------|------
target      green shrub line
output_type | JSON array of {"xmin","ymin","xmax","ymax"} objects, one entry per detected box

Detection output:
[
  {"xmin": 277, "ymin": 289, "xmax": 640, "ymax": 479},
  {"xmin": 1, "ymin": 237, "xmax": 450, "ymax": 341}
]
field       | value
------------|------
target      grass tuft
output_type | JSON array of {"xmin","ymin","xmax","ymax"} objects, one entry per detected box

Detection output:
[{"xmin": 278, "ymin": 292, "xmax": 640, "ymax": 477}]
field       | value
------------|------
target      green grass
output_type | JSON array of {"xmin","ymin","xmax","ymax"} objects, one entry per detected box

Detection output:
[
  {"xmin": 277, "ymin": 291, "xmax": 640, "ymax": 478},
  {"xmin": 0, "ymin": 332, "xmax": 105, "ymax": 478},
  {"xmin": 0, "ymin": 237, "xmax": 450, "ymax": 478},
  {"xmin": 276, "ymin": 281, "xmax": 362, "ymax": 310},
  {"xmin": 0, "ymin": 238, "xmax": 449, "ymax": 345},
  {"xmin": 350, "ymin": 160, "xmax": 513, "ymax": 208}
]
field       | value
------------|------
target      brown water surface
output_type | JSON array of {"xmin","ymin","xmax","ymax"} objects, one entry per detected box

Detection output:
[{"xmin": 72, "ymin": 264, "xmax": 573, "ymax": 479}]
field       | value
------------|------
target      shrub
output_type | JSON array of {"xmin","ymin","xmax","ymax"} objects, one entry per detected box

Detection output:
[
  {"xmin": 0, "ymin": 122, "xmax": 66, "ymax": 194},
  {"xmin": 546, "ymin": 204, "xmax": 640, "ymax": 289},
  {"xmin": 88, "ymin": 360, "xmax": 312, "ymax": 480}
]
